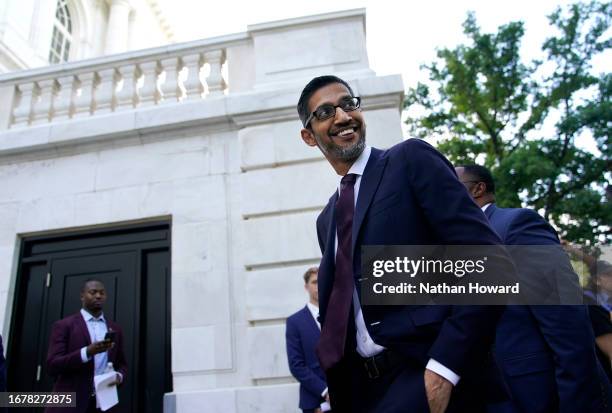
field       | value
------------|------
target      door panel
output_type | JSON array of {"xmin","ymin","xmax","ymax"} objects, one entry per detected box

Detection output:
[
  {"xmin": 141, "ymin": 250, "xmax": 171, "ymax": 411},
  {"xmin": 9, "ymin": 263, "xmax": 48, "ymax": 393}
]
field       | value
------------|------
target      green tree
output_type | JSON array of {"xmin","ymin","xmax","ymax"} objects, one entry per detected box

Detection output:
[{"xmin": 404, "ymin": 1, "xmax": 611, "ymax": 248}]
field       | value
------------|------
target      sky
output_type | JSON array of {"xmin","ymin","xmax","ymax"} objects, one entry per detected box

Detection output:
[{"xmin": 161, "ymin": 0, "xmax": 579, "ymax": 88}]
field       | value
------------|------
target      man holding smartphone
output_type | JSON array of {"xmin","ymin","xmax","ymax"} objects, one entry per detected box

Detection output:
[{"xmin": 45, "ymin": 279, "xmax": 127, "ymax": 413}]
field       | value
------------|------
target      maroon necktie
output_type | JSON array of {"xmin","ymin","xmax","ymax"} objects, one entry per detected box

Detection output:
[{"xmin": 317, "ymin": 173, "xmax": 357, "ymax": 371}]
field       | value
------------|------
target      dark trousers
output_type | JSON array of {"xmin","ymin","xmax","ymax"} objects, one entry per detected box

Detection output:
[
  {"xmin": 85, "ymin": 396, "xmax": 99, "ymax": 413},
  {"xmin": 326, "ymin": 352, "xmax": 487, "ymax": 413}
]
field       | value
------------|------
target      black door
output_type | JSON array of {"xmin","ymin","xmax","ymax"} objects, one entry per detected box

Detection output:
[{"xmin": 7, "ymin": 222, "xmax": 172, "ymax": 413}]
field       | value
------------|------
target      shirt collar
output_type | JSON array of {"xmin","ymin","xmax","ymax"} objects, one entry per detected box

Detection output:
[
  {"xmin": 339, "ymin": 146, "xmax": 371, "ymax": 183},
  {"xmin": 80, "ymin": 308, "xmax": 105, "ymax": 322},
  {"xmin": 481, "ymin": 203, "xmax": 492, "ymax": 212},
  {"xmin": 306, "ymin": 302, "xmax": 319, "ymax": 324}
]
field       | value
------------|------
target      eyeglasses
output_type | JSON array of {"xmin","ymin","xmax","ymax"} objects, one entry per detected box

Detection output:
[
  {"xmin": 460, "ymin": 180, "xmax": 481, "ymax": 185},
  {"xmin": 304, "ymin": 96, "xmax": 361, "ymax": 127}
]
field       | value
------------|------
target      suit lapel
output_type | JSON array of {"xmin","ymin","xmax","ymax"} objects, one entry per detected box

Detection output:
[
  {"xmin": 106, "ymin": 319, "xmax": 116, "ymax": 360},
  {"xmin": 322, "ymin": 193, "xmax": 338, "ymax": 266},
  {"xmin": 303, "ymin": 306, "xmax": 320, "ymax": 335},
  {"xmin": 76, "ymin": 312, "xmax": 92, "ymax": 346},
  {"xmin": 351, "ymin": 148, "xmax": 387, "ymax": 254},
  {"xmin": 318, "ymin": 193, "xmax": 338, "ymax": 316}
]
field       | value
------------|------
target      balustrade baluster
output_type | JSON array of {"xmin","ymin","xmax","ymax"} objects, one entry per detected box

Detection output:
[
  {"xmin": 53, "ymin": 76, "xmax": 76, "ymax": 120},
  {"xmin": 12, "ymin": 83, "xmax": 36, "ymax": 127},
  {"xmin": 137, "ymin": 61, "xmax": 160, "ymax": 106},
  {"xmin": 94, "ymin": 68, "xmax": 117, "ymax": 114},
  {"xmin": 204, "ymin": 50, "xmax": 226, "ymax": 95},
  {"xmin": 182, "ymin": 53, "xmax": 204, "ymax": 100},
  {"xmin": 73, "ymin": 72, "xmax": 96, "ymax": 117},
  {"xmin": 116, "ymin": 64, "xmax": 137, "ymax": 110},
  {"xmin": 31, "ymin": 79, "xmax": 56, "ymax": 124},
  {"xmin": 160, "ymin": 57, "xmax": 182, "ymax": 103}
]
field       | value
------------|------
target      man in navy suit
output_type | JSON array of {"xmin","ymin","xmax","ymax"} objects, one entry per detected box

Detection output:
[
  {"xmin": 286, "ymin": 267, "xmax": 330, "ymax": 413},
  {"xmin": 0, "ymin": 335, "xmax": 6, "ymax": 392},
  {"xmin": 297, "ymin": 75, "xmax": 511, "ymax": 413},
  {"xmin": 456, "ymin": 164, "xmax": 611, "ymax": 413}
]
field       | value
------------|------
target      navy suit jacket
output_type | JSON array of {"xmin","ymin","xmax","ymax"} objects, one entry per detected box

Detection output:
[
  {"xmin": 485, "ymin": 204, "xmax": 611, "ymax": 413},
  {"xmin": 45, "ymin": 312, "xmax": 128, "ymax": 413},
  {"xmin": 316, "ymin": 139, "xmax": 509, "ymax": 407},
  {"xmin": 286, "ymin": 306, "xmax": 326, "ymax": 410},
  {"xmin": 0, "ymin": 335, "xmax": 6, "ymax": 392}
]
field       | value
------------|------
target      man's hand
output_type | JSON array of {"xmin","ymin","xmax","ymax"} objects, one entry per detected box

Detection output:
[
  {"xmin": 424, "ymin": 369, "xmax": 452, "ymax": 413},
  {"xmin": 107, "ymin": 373, "xmax": 123, "ymax": 387},
  {"xmin": 86, "ymin": 340, "xmax": 114, "ymax": 357}
]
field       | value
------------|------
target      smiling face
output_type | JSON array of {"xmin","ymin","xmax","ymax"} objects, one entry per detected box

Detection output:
[{"xmin": 300, "ymin": 82, "xmax": 366, "ymax": 174}]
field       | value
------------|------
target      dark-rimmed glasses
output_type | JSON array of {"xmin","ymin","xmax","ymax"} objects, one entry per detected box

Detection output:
[{"xmin": 304, "ymin": 96, "xmax": 361, "ymax": 127}]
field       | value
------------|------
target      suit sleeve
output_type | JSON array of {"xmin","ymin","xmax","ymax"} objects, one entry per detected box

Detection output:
[
  {"xmin": 0, "ymin": 336, "xmax": 6, "ymax": 392},
  {"xmin": 114, "ymin": 327, "xmax": 128, "ymax": 382},
  {"xmin": 316, "ymin": 209, "xmax": 328, "ymax": 255},
  {"xmin": 507, "ymin": 210, "xmax": 605, "ymax": 412},
  {"xmin": 403, "ymin": 139, "xmax": 508, "ymax": 376},
  {"xmin": 285, "ymin": 317, "xmax": 326, "ymax": 397},
  {"xmin": 47, "ymin": 320, "xmax": 87, "ymax": 376}
]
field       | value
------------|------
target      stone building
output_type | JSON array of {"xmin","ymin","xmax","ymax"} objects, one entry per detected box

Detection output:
[{"xmin": 0, "ymin": 2, "xmax": 403, "ymax": 412}]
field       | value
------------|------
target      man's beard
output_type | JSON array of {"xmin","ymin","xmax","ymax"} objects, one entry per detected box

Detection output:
[{"xmin": 315, "ymin": 128, "xmax": 366, "ymax": 162}]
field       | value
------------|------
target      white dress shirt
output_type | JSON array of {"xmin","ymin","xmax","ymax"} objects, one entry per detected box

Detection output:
[
  {"xmin": 334, "ymin": 146, "xmax": 460, "ymax": 386},
  {"xmin": 79, "ymin": 309, "xmax": 122, "ymax": 383},
  {"xmin": 307, "ymin": 302, "xmax": 321, "ymax": 330},
  {"xmin": 80, "ymin": 308, "xmax": 109, "ymax": 375}
]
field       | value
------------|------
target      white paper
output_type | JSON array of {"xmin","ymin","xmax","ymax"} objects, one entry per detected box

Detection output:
[{"xmin": 93, "ymin": 371, "xmax": 119, "ymax": 411}]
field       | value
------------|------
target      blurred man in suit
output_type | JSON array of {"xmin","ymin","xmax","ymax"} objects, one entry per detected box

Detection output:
[
  {"xmin": 0, "ymin": 335, "xmax": 6, "ymax": 392},
  {"xmin": 286, "ymin": 267, "xmax": 330, "ymax": 413},
  {"xmin": 45, "ymin": 279, "xmax": 127, "ymax": 413},
  {"xmin": 456, "ymin": 164, "xmax": 611, "ymax": 413},
  {"xmin": 298, "ymin": 75, "xmax": 511, "ymax": 413}
]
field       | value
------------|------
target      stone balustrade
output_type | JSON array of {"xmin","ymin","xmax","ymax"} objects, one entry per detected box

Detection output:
[{"xmin": 2, "ymin": 34, "xmax": 247, "ymax": 129}]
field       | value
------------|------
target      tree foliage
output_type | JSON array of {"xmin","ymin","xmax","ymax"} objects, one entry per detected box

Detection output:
[{"xmin": 404, "ymin": 1, "xmax": 611, "ymax": 247}]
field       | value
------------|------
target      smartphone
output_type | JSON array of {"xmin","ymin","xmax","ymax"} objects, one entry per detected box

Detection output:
[{"xmin": 104, "ymin": 330, "xmax": 116, "ymax": 343}]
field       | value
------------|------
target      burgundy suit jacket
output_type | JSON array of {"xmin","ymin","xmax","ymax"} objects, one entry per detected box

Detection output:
[{"xmin": 44, "ymin": 312, "xmax": 128, "ymax": 413}]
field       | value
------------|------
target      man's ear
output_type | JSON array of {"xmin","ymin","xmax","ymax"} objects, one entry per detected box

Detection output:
[
  {"xmin": 474, "ymin": 182, "xmax": 487, "ymax": 198},
  {"xmin": 301, "ymin": 128, "xmax": 317, "ymax": 147}
]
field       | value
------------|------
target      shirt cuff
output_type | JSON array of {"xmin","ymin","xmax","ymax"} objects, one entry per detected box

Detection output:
[
  {"xmin": 80, "ymin": 347, "xmax": 90, "ymax": 363},
  {"xmin": 426, "ymin": 358, "xmax": 460, "ymax": 386},
  {"xmin": 321, "ymin": 387, "xmax": 328, "ymax": 397}
]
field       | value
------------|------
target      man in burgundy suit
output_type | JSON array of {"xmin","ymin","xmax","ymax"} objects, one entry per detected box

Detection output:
[{"xmin": 45, "ymin": 279, "xmax": 127, "ymax": 413}]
